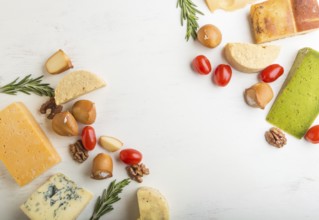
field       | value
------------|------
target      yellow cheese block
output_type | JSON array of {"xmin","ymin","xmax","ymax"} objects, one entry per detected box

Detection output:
[{"xmin": 0, "ymin": 102, "xmax": 61, "ymax": 186}]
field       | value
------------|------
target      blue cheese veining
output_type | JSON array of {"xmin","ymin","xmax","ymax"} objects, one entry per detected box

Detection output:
[{"xmin": 20, "ymin": 173, "xmax": 92, "ymax": 220}]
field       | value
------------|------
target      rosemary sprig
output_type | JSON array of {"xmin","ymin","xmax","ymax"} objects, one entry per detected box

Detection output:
[
  {"xmin": 177, "ymin": 0, "xmax": 204, "ymax": 41},
  {"xmin": 0, "ymin": 74, "xmax": 54, "ymax": 97},
  {"xmin": 90, "ymin": 178, "xmax": 131, "ymax": 220}
]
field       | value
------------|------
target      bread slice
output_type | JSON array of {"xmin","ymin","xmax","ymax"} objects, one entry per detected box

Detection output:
[
  {"xmin": 250, "ymin": 0, "xmax": 319, "ymax": 44},
  {"xmin": 224, "ymin": 43, "xmax": 280, "ymax": 73},
  {"xmin": 55, "ymin": 70, "xmax": 106, "ymax": 105}
]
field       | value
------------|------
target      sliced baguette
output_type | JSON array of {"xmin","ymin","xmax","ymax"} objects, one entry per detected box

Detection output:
[
  {"xmin": 55, "ymin": 70, "xmax": 106, "ymax": 105},
  {"xmin": 224, "ymin": 43, "xmax": 280, "ymax": 73}
]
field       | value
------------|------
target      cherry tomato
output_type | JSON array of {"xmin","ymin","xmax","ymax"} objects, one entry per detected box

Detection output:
[
  {"xmin": 81, "ymin": 126, "xmax": 96, "ymax": 151},
  {"xmin": 260, "ymin": 64, "xmax": 284, "ymax": 83},
  {"xmin": 192, "ymin": 55, "xmax": 212, "ymax": 75},
  {"xmin": 119, "ymin": 148, "xmax": 142, "ymax": 165},
  {"xmin": 213, "ymin": 64, "xmax": 232, "ymax": 87},
  {"xmin": 305, "ymin": 125, "xmax": 319, "ymax": 144}
]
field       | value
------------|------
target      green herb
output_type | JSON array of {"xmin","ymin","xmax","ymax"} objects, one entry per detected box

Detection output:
[
  {"xmin": 90, "ymin": 178, "xmax": 131, "ymax": 220},
  {"xmin": 177, "ymin": 0, "xmax": 204, "ymax": 41},
  {"xmin": 0, "ymin": 74, "xmax": 54, "ymax": 97}
]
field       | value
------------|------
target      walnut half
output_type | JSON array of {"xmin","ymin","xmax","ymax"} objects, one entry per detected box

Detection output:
[
  {"xmin": 265, "ymin": 127, "xmax": 287, "ymax": 148},
  {"xmin": 40, "ymin": 97, "xmax": 63, "ymax": 119},
  {"xmin": 69, "ymin": 140, "xmax": 89, "ymax": 163},
  {"xmin": 126, "ymin": 163, "xmax": 150, "ymax": 183}
]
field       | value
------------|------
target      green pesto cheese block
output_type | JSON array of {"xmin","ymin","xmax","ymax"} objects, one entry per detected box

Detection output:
[{"xmin": 266, "ymin": 48, "xmax": 319, "ymax": 139}]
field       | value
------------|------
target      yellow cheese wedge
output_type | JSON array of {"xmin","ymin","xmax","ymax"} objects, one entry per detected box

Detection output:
[
  {"xmin": 137, "ymin": 187, "xmax": 170, "ymax": 220},
  {"xmin": 55, "ymin": 70, "xmax": 106, "ymax": 105},
  {"xmin": 0, "ymin": 102, "xmax": 61, "ymax": 186}
]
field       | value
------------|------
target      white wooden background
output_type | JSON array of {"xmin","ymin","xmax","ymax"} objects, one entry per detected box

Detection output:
[{"xmin": 1, "ymin": 0, "xmax": 319, "ymax": 219}]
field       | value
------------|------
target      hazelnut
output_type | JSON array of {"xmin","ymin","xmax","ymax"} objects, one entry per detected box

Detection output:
[
  {"xmin": 91, "ymin": 153, "xmax": 113, "ymax": 180},
  {"xmin": 52, "ymin": 111, "xmax": 79, "ymax": 136},
  {"xmin": 244, "ymin": 82, "xmax": 274, "ymax": 109},
  {"xmin": 71, "ymin": 100, "xmax": 96, "ymax": 124},
  {"xmin": 197, "ymin": 24, "xmax": 222, "ymax": 48}
]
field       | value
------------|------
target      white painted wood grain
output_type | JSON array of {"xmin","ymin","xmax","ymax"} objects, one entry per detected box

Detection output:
[{"xmin": 1, "ymin": 0, "xmax": 319, "ymax": 219}]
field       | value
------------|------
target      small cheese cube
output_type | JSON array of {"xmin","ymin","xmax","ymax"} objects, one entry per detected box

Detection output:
[
  {"xmin": 20, "ymin": 173, "xmax": 93, "ymax": 220},
  {"xmin": 0, "ymin": 102, "xmax": 61, "ymax": 186}
]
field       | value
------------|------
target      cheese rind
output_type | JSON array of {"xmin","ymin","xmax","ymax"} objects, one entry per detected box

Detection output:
[
  {"xmin": 0, "ymin": 102, "xmax": 61, "ymax": 186},
  {"xmin": 20, "ymin": 173, "xmax": 93, "ymax": 220},
  {"xmin": 266, "ymin": 48, "xmax": 319, "ymax": 138}
]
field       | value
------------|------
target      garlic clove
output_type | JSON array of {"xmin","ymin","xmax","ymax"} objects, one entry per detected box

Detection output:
[
  {"xmin": 99, "ymin": 136, "xmax": 123, "ymax": 152},
  {"xmin": 244, "ymin": 82, "xmax": 274, "ymax": 109}
]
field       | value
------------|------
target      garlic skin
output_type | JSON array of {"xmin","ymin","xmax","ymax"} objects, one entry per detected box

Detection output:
[{"xmin": 244, "ymin": 82, "xmax": 274, "ymax": 109}]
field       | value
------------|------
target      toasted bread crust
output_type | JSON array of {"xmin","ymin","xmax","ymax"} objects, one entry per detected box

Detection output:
[
  {"xmin": 291, "ymin": 0, "xmax": 319, "ymax": 32},
  {"xmin": 250, "ymin": 0, "xmax": 319, "ymax": 43}
]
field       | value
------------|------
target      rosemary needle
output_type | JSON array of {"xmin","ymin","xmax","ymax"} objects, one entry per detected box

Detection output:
[
  {"xmin": 177, "ymin": 0, "xmax": 204, "ymax": 41},
  {"xmin": 0, "ymin": 74, "xmax": 54, "ymax": 97}
]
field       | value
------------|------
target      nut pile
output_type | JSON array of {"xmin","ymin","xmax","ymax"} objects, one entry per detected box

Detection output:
[{"xmin": 126, "ymin": 163, "xmax": 150, "ymax": 183}]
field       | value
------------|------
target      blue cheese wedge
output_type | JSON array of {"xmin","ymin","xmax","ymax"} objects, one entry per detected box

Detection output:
[{"xmin": 20, "ymin": 173, "xmax": 92, "ymax": 220}]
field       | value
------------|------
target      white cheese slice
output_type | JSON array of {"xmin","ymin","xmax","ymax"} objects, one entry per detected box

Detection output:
[{"xmin": 20, "ymin": 173, "xmax": 92, "ymax": 220}]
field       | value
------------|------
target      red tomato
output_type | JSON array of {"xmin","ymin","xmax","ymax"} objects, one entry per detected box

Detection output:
[
  {"xmin": 260, "ymin": 64, "xmax": 284, "ymax": 83},
  {"xmin": 192, "ymin": 55, "xmax": 212, "ymax": 75},
  {"xmin": 81, "ymin": 126, "xmax": 96, "ymax": 151},
  {"xmin": 119, "ymin": 148, "xmax": 142, "ymax": 165},
  {"xmin": 305, "ymin": 125, "xmax": 319, "ymax": 144},
  {"xmin": 213, "ymin": 64, "xmax": 232, "ymax": 87}
]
